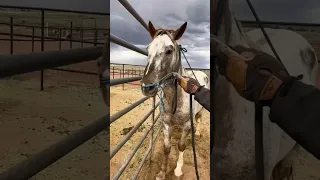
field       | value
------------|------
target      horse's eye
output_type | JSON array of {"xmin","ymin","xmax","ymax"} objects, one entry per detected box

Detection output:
[{"xmin": 166, "ymin": 49, "xmax": 172, "ymax": 55}]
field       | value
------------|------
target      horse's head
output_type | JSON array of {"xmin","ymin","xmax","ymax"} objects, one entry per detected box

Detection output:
[
  {"xmin": 98, "ymin": 37, "xmax": 109, "ymax": 105},
  {"xmin": 141, "ymin": 21, "xmax": 187, "ymax": 97}
]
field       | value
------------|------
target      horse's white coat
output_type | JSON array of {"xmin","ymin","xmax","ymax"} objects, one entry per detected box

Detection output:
[
  {"xmin": 213, "ymin": 1, "xmax": 318, "ymax": 179},
  {"xmin": 141, "ymin": 23, "xmax": 210, "ymax": 180},
  {"xmin": 146, "ymin": 35, "xmax": 175, "ymax": 76},
  {"xmin": 174, "ymin": 151, "xmax": 184, "ymax": 177}
]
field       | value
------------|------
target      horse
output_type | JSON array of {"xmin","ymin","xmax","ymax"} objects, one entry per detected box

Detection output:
[
  {"xmin": 140, "ymin": 21, "xmax": 210, "ymax": 180},
  {"xmin": 98, "ymin": 36, "xmax": 109, "ymax": 106},
  {"xmin": 212, "ymin": 0, "xmax": 318, "ymax": 179}
]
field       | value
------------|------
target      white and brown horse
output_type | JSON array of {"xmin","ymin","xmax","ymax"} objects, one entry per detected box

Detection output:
[
  {"xmin": 212, "ymin": 0, "xmax": 318, "ymax": 179},
  {"xmin": 140, "ymin": 21, "xmax": 210, "ymax": 179}
]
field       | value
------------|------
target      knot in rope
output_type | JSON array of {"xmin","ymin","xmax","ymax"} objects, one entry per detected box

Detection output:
[
  {"xmin": 141, "ymin": 72, "xmax": 180, "ymax": 113},
  {"xmin": 179, "ymin": 45, "xmax": 187, "ymax": 53}
]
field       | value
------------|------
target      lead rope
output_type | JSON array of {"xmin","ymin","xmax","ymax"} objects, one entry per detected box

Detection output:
[
  {"xmin": 179, "ymin": 45, "xmax": 200, "ymax": 180},
  {"xmin": 244, "ymin": 0, "xmax": 289, "ymax": 180}
]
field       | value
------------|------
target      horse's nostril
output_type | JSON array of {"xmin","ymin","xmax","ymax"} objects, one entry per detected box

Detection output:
[{"xmin": 142, "ymin": 85, "xmax": 157, "ymax": 94}]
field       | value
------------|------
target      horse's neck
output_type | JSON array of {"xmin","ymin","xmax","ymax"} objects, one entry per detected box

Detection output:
[
  {"xmin": 217, "ymin": 12, "xmax": 259, "ymax": 103},
  {"xmin": 218, "ymin": 13, "xmax": 249, "ymax": 47},
  {"xmin": 162, "ymin": 62, "xmax": 186, "ymax": 110}
]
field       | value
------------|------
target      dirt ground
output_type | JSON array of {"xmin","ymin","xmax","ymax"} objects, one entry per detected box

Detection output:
[
  {"xmin": 0, "ymin": 70, "xmax": 107, "ymax": 179},
  {"xmin": 110, "ymin": 84, "xmax": 210, "ymax": 180}
]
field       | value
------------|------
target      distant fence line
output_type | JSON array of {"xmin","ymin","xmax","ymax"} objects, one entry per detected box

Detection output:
[
  {"xmin": 0, "ymin": 21, "xmax": 108, "ymax": 31},
  {"xmin": 0, "ymin": 5, "xmax": 109, "ymax": 91},
  {"xmin": 0, "ymin": 13, "xmax": 107, "ymax": 91},
  {"xmin": 241, "ymin": 20, "xmax": 320, "ymax": 32},
  {"xmin": 0, "ymin": 16, "xmax": 107, "ymax": 46}
]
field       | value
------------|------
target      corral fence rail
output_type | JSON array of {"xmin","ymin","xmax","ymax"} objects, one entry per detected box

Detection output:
[
  {"xmin": 0, "ymin": 45, "xmax": 108, "ymax": 180},
  {"xmin": 0, "ymin": 5, "xmax": 109, "ymax": 180},
  {"xmin": 0, "ymin": 5, "xmax": 108, "ymax": 91},
  {"xmin": 108, "ymin": 0, "xmax": 164, "ymax": 180}
]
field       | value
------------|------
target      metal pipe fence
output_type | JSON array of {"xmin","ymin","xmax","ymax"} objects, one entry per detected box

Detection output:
[
  {"xmin": 108, "ymin": 1, "xmax": 164, "ymax": 179},
  {"xmin": 0, "ymin": 6, "xmax": 109, "ymax": 179},
  {"xmin": 0, "ymin": 12, "xmax": 107, "ymax": 91}
]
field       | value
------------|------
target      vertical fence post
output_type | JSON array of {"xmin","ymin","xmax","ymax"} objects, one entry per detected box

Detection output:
[
  {"xmin": 80, "ymin": 29, "xmax": 84, "ymax": 47},
  {"xmin": 32, "ymin": 27, "xmax": 34, "ymax": 52},
  {"xmin": 149, "ymin": 96, "xmax": 156, "ymax": 163},
  {"xmin": 70, "ymin": 21, "xmax": 73, "ymax": 48},
  {"xmin": 59, "ymin": 28, "xmax": 62, "ymax": 50},
  {"xmin": 112, "ymin": 66, "xmax": 115, "ymax": 79},
  {"xmin": 10, "ymin": 17, "xmax": 13, "ymax": 55},
  {"xmin": 40, "ymin": 10, "xmax": 44, "ymax": 91},
  {"xmin": 122, "ymin": 64, "xmax": 125, "ymax": 90}
]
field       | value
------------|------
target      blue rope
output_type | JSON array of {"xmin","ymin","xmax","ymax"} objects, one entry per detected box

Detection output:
[{"xmin": 141, "ymin": 72, "xmax": 180, "ymax": 113}]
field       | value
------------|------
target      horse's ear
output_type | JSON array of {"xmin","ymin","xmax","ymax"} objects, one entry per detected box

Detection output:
[
  {"xmin": 148, "ymin": 21, "xmax": 157, "ymax": 39},
  {"xmin": 173, "ymin": 22, "xmax": 187, "ymax": 40}
]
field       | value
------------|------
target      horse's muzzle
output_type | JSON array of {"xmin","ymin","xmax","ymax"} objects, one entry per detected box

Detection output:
[{"xmin": 141, "ymin": 84, "xmax": 158, "ymax": 97}]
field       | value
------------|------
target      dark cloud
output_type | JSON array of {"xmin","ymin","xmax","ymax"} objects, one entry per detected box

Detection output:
[
  {"xmin": 110, "ymin": 0, "xmax": 210, "ymax": 69},
  {"xmin": 1, "ymin": 0, "xmax": 109, "ymax": 13},
  {"xmin": 110, "ymin": 15, "xmax": 151, "ymax": 45},
  {"xmin": 186, "ymin": 0, "xmax": 210, "ymax": 24}
]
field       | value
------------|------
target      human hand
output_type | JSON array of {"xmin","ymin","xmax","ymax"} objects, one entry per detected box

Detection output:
[
  {"xmin": 214, "ymin": 44, "xmax": 291, "ymax": 105},
  {"xmin": 174, "ymin": 74, "xmax": 200, "ymax": 95}
]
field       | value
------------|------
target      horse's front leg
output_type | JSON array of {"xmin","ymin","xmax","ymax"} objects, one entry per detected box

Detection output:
[
  {"xmin": 195, "ymin": 108, "xmax": 204, "ymax": 137},
  {"xmin": 174, "ymin": 120, "xmax": 191, "ymax": 177},
  {"xmin": 156, "ymin": 119, "xmax": 172, "ymax": 180}
]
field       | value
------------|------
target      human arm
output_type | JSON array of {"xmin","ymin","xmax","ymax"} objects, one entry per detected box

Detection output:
[
  {"xmin": 270, "ymin": 80, "xmax": 320, "ymax": 159},
  {"xmin": 194, "ymin": 86, "xmax": 210, "ymax": 111}
]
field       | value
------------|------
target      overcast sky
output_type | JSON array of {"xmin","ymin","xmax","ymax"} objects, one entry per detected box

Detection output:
[{"xmin": 110, "ymin": 0, "xmax": 210, "ymax": 69}]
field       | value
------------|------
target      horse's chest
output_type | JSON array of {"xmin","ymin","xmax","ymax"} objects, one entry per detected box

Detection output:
[{"xmin": 170, "ymin": 112, "xmax": 189, "ymax": 125}]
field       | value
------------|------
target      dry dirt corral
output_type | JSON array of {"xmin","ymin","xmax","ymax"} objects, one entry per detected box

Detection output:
[{"xmin": 0, "ymin": 65, "xmax": 107, "ymax": 179}]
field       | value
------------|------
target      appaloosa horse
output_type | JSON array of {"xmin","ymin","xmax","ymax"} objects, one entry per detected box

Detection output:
[
  {"xmin": 212, "ymin": 0, "xmax": 318, "ymax": 179},
  {"xmin": 140, "ymin": 21, "xmax": 210, "ymax": 180}
]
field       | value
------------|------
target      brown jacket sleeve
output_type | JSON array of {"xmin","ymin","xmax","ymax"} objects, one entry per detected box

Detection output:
[
  {"xmin": 194, "ymin": 86, "xmax": 210, "ymax": 111},
  {"xmin": 270, "ymin": 80, "xmax": 320, "ymax": 159}
]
